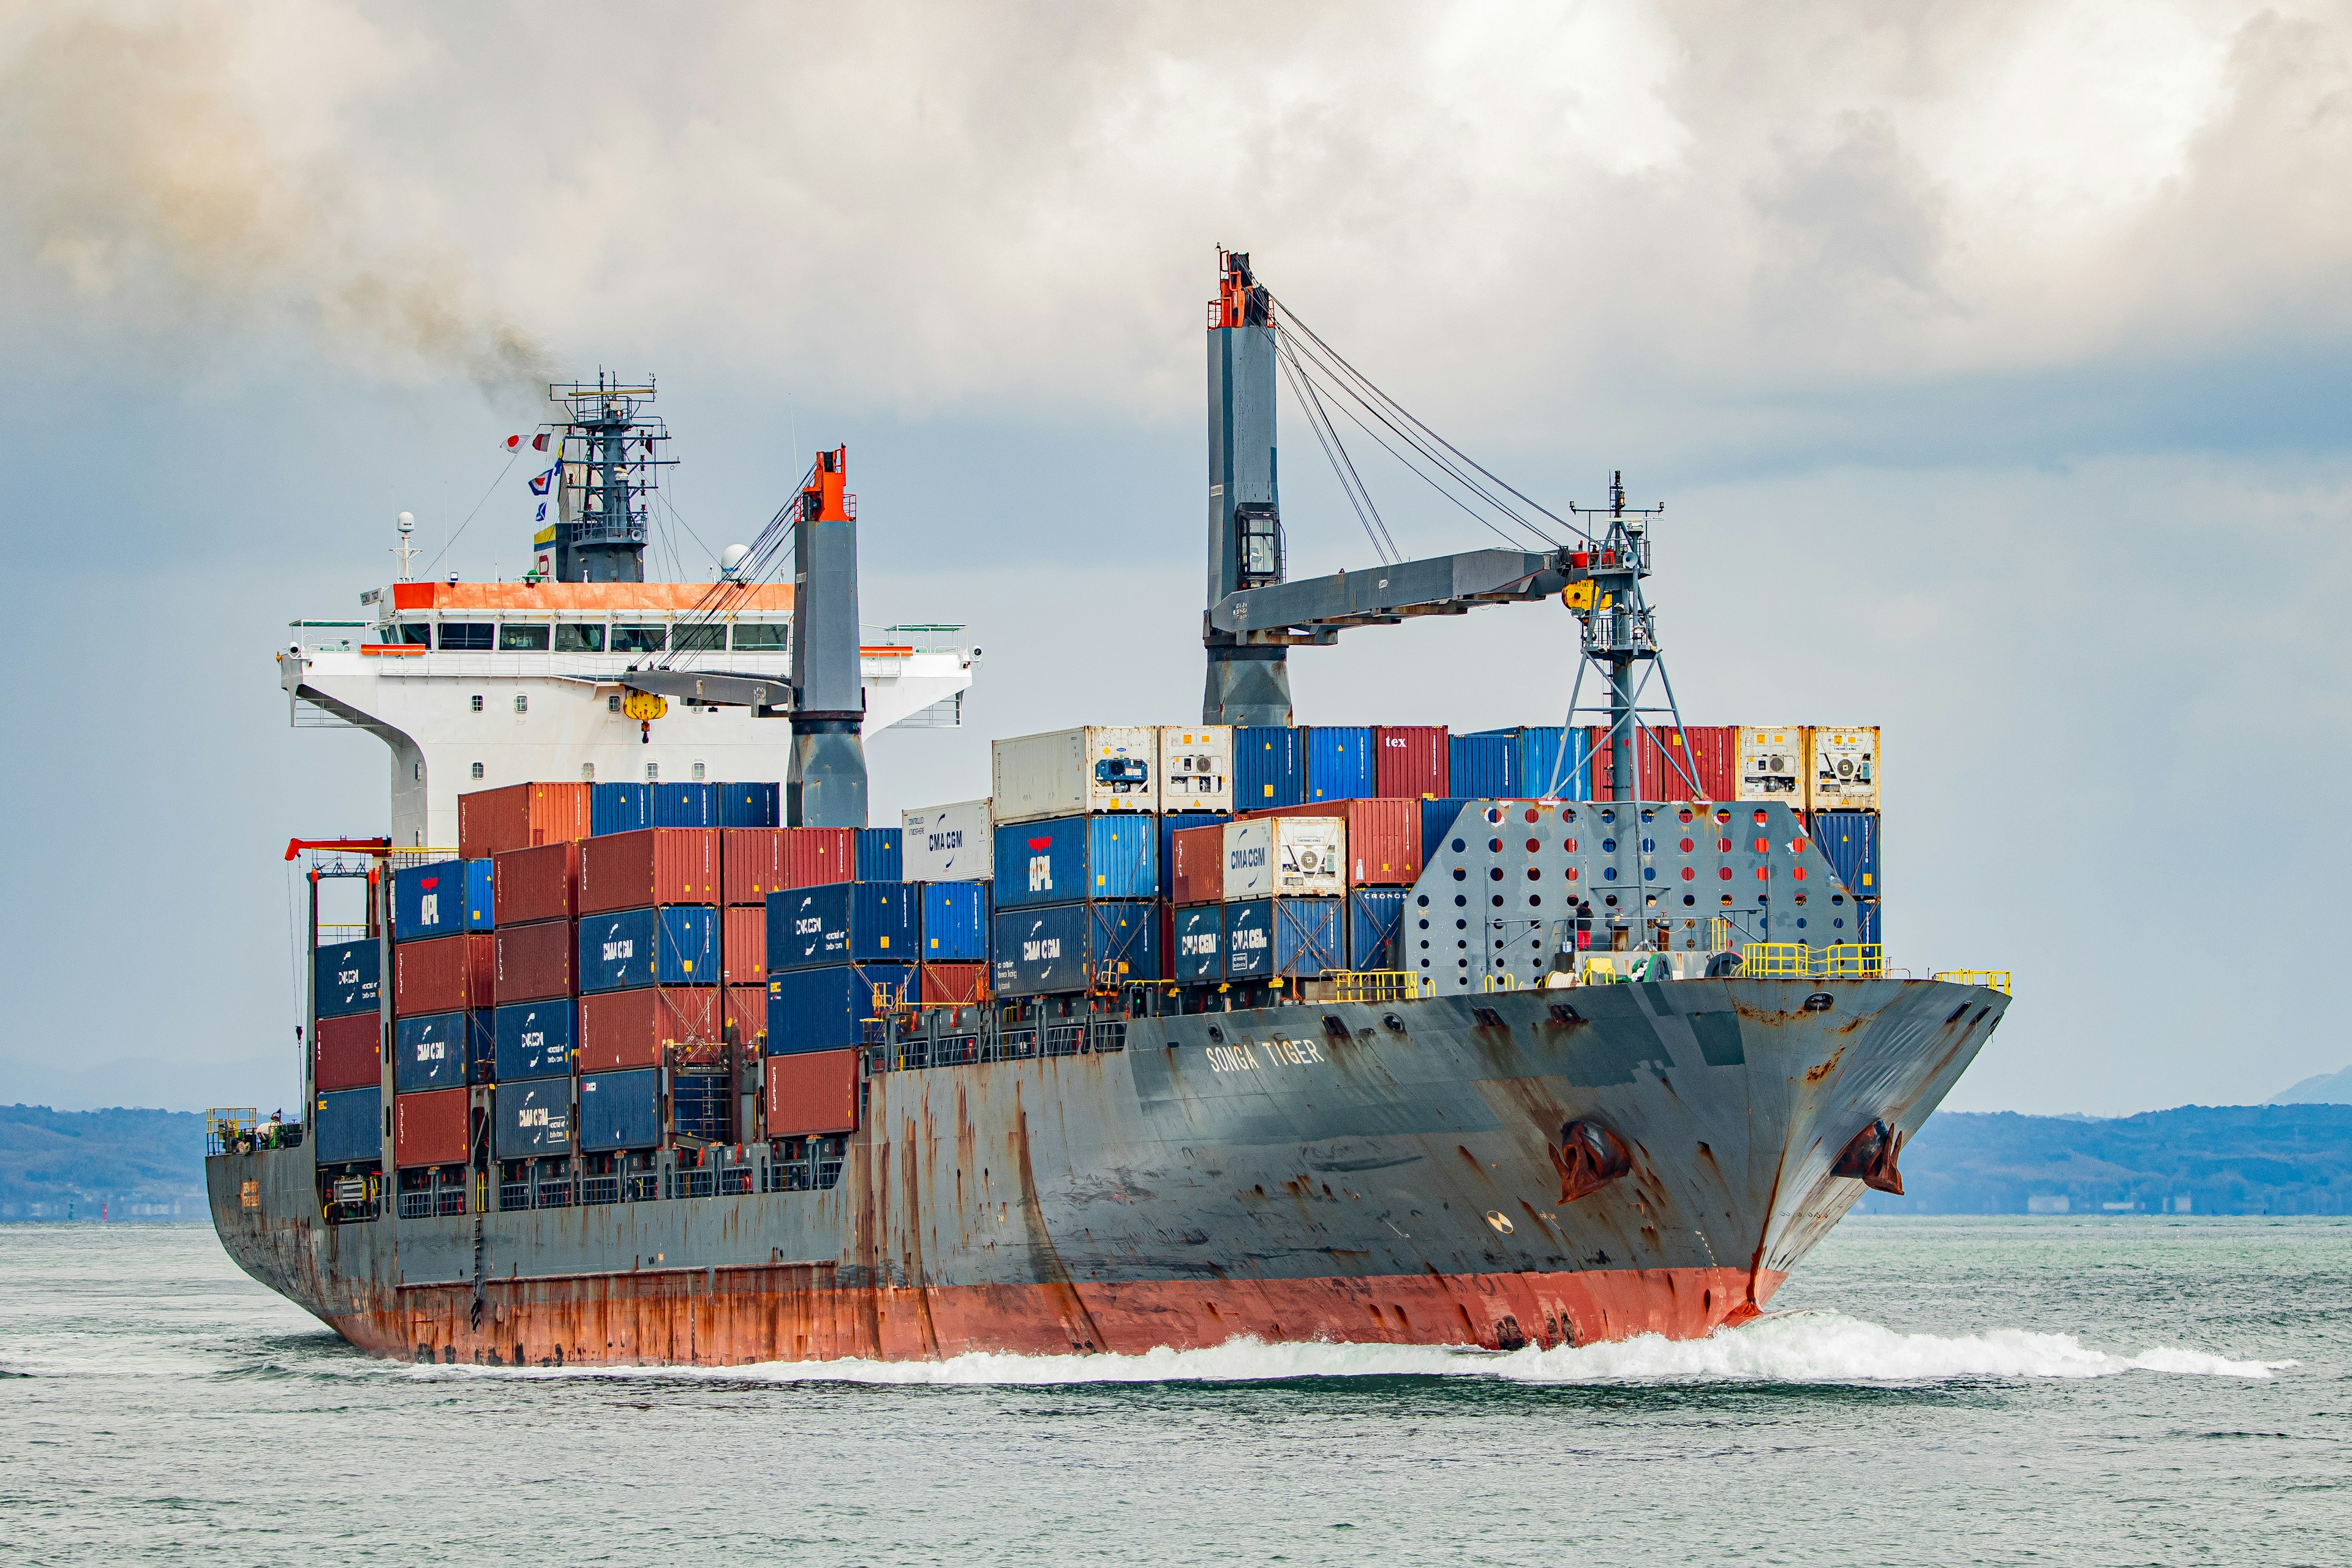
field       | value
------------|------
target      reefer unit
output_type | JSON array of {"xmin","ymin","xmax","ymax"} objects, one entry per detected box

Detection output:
[
  {"xmin": 393, "ymin": 1086, "xmax": 469, "ymax": 1167},
  {"xmin": 492, "ymin": 919, "xmax": 575, "ymax": 1006},
  {"xmin": 991, "ymin": 726, "xmax": 1159, "ymax": 823},
  {"xmin": 312, "ymin": 1012, "xmax": 379, "ymax": 1093},
  {"xmin": 767, "ymin": 882, "xmax": 919, "ymax": 971},
  {"xmin": 459, "ymin": 782, "xmax": 590, "ymax": 860},
  {"xmin": 1809, "ymin": 726, "xmax": 1880, "ymax": 810},
  {"xmin": 991, "ymin": 814, "xmax": 1158, "ymax": 910},
  {"xmin": 1374, "ymin": 726, "xmax": 1449, "ymax": 798},
  {"xmin": 1222, "ymin": 816, "xmax": 1346, "ymax": 900},
  {"xmin": 313, "ymin": 940, "xmax": 381, "ymax": 1020},
  {"xmin": 492, "ymin": 999, "xmax": 575, "ymax": 1081},
  {"xmin": 393, "ymin": 932, "xmax": 496, "ymax": 1016},
  {"xmin": 492, "ymin": 841, "xmax": 578, "ymax": 926},
  {"xmin": 990, "ymin": 901, "xmax": 1160, "ymax": 996},
  {"xmin": 718, "ymin": 782, "xmax": 781, "ymax": 829},
  {"xmin": 766, "ymin": 963, "xmax": 913, "ymax": 1055},
  {"xmin": 920, "ymin": 882, "xmax": 989, "ymax": 960},
  {"xmin": 312, "ymin": 1085, "xmax": 380, "ymax": 1164},
  {"xmin": 578, "ymin": 906, "xmax": 719, "ymax": 991},
  {"xmin": 1158, "ymin": 726, "xmax": 1233, "ymax": 814},
  {"xmin": 392, "ymin": 859, "xmax": 492, "ymax": 942},
  {"xmin": 1812, "ymin": 810, "xmax": 1880, "ymax": 895},
  {"xmin": 578, "ymin": 829, "xmax": 721, "ymax": 914},
  {"xmin": 578, "ymin": 1069, "xmax": 662, "ymax": 1152},
  {"xmin": 1303, "ymin": 726, "xmax": 1375, "ymax": 801},
  {"xmin": 1243, "ymin": 799, "xmax": 1419, "ymax": 886},
  {"xmin": 900, "ymin": 799, "xmax": 994, "ymax": 881},
  {"xmin": 1223, "ymin": 897, "xmax": 1343, "ymax": 979},
  {"xmin": 393, "ymin": 1011, "xmax": 477, "ymax": 1093},
  {"xmin": 1234, "ymin": 726, "xmax": 1303, "ymax": 809},
  {"xmin": 494, "ymin": 1079, "xmax": 571, "ymax": 1159},
  {"xmin": 1736, "ymin": 726, "xmax": 1806, "ymax": 802}
]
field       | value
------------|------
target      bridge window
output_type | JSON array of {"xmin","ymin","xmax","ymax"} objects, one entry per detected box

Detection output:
[
  {"xmin": 692, "ymin": 761, "xmax": 706, "ymax": 780},
  {"xmin": 470, "ymin": 763, "xmax": 484, "ymax": 779},
  {"xmin": 645, "ymin": 761, "xmax": 659, "ymax": 781},
  {"xmin": 513, "ymin": 695, "xmax": 528, "ymax": 714},
  {"xmin": 393, "ymin": 622, "xmax": 429, "ymax": 645},
  {"xmin": 556, "ymin": 622, "xmax": 605, "ymax": 653},
  {"xmin": 733, "ymin": 623, "xmax": 788, "ymax": 650},
  {"xmin": 582, "ymin": 763, "xmax": 596, "ymax": 781},
  {"xmin": 438, "ymin": 622, "xmax": 493, "ymax": 650},
  {"xmin": 499, "ymin": 624, "xmax": 551, "ymax": 651},
  {"xmin": 673, "ymin": 624, "xmax": 725, "ymax": 652},
  {"xmin": 612, "ymin": 625, "xmax": 666, "ymax": 654},
  {"xmin": 470, "ymin": 695, "xmax": 483, "ymax": 712}
]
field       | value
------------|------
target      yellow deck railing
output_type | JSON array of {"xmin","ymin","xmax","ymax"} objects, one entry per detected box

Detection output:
[
  {"xmin": 1328, "ymin": 971, "xmax": 1432, "ymax": 1003},
  {"xmin": 1739, "ymin": 943, "xmax": 1888, "ymax": 979},
  {"xmin": 1932, "ymin": 970, "xmax": 2013, "ymax": 995}
]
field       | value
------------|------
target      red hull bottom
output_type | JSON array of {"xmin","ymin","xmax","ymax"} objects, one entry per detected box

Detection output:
[{"xmin": 342, "ymin": 1264, "xmax": 1790, "ymax": 1367}]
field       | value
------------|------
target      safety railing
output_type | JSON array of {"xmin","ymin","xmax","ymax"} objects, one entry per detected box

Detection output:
[
  {"xmin": 1820, "ymin": 944, "xmax": 1885, "ymax": 978},
  {"xmin": 205, "ymin": 1109, "xmax": 257, "ymax": 1155},
  {"xmin": 1327, "ymin": 971, "xmax": 1431, "ymax": 1003},
  {"xmin": 581, "ymin": 1175, "xmax": 622, "ymax": 1207},
  {"xmin": 1739, "ymin": 943, "xmax": 1888, "ymax": 979},
  {"xmin": 1480, "ymin": 973, "xmax": 1522, "ymax": 993},
  {"xmin": 1932, "ymin": 970, "xmax": 2013, "ymax": 995}
]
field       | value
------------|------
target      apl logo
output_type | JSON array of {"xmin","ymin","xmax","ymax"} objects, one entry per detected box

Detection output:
[
  {"xmin": 418, "ymin": 892, "xmax": 439, "ymax": 925},
  {"xmin": 1028, "ymin": 836, "xmax": 1054, "ymax": 894}
]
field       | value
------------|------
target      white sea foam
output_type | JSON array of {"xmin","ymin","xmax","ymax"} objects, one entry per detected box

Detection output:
[{"xmin": 417, "ymin": 1310, "xmax": 2289, "ymax": 1387}]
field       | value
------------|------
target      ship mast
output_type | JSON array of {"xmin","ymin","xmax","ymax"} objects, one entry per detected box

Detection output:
[{"xmin": 548, "ymin": 373, "xmax": 671, "ymax": 582}]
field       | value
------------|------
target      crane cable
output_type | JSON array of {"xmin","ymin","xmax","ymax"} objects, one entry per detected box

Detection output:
[{"xmin": 1275, "ymin": 339, "xmax": 1399, "ymax": 565}]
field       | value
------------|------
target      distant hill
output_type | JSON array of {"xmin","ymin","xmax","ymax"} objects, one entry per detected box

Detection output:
[
  {"xmin": 0, "ymin": 1104, "xmax": 208, "ymax": 1220},
  {"xmin": 1862, "ymin": 1104, "xmax": 2352, "ymax": 1215},
  {"xmin": 2272, "ymin": 1065, "xmax": 2352, "ymax": 1106}
]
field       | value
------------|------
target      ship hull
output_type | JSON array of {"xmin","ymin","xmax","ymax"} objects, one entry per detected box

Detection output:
[{"xmin": 209, "ymin": 977, "xmax": 2002, "ymax": 1365}]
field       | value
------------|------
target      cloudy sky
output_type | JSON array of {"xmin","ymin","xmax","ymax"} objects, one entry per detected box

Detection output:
[{"xmin": 3, "ymin": 0, "xmax": 2347, "ymax": 1116}]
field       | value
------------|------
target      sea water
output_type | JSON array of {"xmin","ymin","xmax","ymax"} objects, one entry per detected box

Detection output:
[{"xmin": 1, "ymin": 1216, "xmax": 2342, "ymax": 1565}]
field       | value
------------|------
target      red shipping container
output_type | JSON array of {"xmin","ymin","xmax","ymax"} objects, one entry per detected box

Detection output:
[
  {"xmin": 394, "ymin": 1087, "xmax": 469, "ymax": 1167},
  {"xmin": 783, "ymin": 827, "xmax": 859, "ymax": 889},
  {"xmin": 765, "ymin": 1047, "xmax": 859, "ymax": 1137},
  {"xmin": 578, "ymin": 986, "xmax": 720, "ymax": 1073},
  {"xmin": 494, "ymin": 840, "xmax": 578, "ymax": 926},
  {"xmin": 494, "ymin": 918, "xmax": 575, "ymax": 1005},
  {"xmin": 313, "ymin": 1012, "xmax": 380, "ymax": 1091},
  {"xmin": 1374, "ymin": 726, "xmax": 1450, "ymax": 798},
  {"xmin": 1590, "ymin": 725, "xmax": 1739, "ymax": 801},
  {"xmin": 722, "ymin": 828, "xmax": 790, "ymax": 907},
  {"xmin": 919, "ymin": 963, "xmax": 989, "ymax": 1006},
  {"xmin": 723, "ymin": 984, "xmax": 767, "ymax": 1050},
  {"xmin": 578, "ymin": 828, "xmax": 721, "ymax": 914},
  {"xmin": 458, "ymin": 782, "xmax": 591, "ymax": 860},
  {"xmin": 1239, "ymin": 797, "xmax": 1420, "ymax": 885},
  {"xmin": 394, "ymin": 932, "xmax": 496, "ymax": 1016},
  {"xmin": 723, "ymin": 905, "xmax": 766, "ymax": 986},
  {"xmin": 1169, "ymin": 823, "xmax": 1225, "ymax": 905}
]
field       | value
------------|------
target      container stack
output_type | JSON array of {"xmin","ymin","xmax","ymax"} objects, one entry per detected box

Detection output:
[
  {"xmin": 577, "ymin": 824, "xmax": 720, "ymax": 1153},
  {"xmin": 491, "ymin": 835, "xmax": 582, "ymax": 1166},
  {"xmin": 388, "ymin": 856, "xmax": 496, "ymax": 1175},
  {"xmin": 989, "ymin": 775, "xmax": 1162, "ymax": 997},
  {"xmin": 760, "ymin": 823, "xmax": 909, "ymax": 1140},
  {"xmin": 311, "ymin": 935, "xmax": 382, "ymax": 1166}
]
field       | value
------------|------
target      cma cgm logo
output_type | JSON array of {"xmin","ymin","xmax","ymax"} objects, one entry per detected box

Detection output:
[
  {"xmin": 1228, "ymin": 845, "xmax": 1266, "ymax": 870},
  {"xmin": 415, "ymin": 1040, "xmax": 445, "ymax": 1061},
  {"xmin": 1231, "ymin": 927, "xmax": 1269, "ymax": 952},
  {"xmin": 1179, "ymin": 932, "xmax": 1219, "ymax": 956},
  {"xmin": 518, "ymin": 1107, "xmax": 551, "ymax": 1128},
  {"xmin": 1021, "ymin": 937, "xmax": 1062, "ymax": 961},
  {"xmin": 928, "ymin": 829, "xmax": 962, "ymax": 851},
  {"xmin": 602, "ymin": 938, "xmax": 634, "ymax": 962},
  {"xmin": 1028, "ymin": 836, "xmax": 1054, "ymax": 893}
]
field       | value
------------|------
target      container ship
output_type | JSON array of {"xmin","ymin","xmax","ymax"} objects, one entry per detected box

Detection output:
[{"xmin": 208, "ymin": 257, "xmax": 2007, "ymax": 1366}]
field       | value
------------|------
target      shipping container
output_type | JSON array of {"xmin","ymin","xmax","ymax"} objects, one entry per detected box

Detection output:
[
  {"xmin": 314, "ymin": 1085, "xmax": 380, "ymax": 1164},
  {"xmin": 919, "ymin": 962, "xmax": 990, "ymax": 1006},
  {"xmin": 394, "ymin": 1085, "xmax": 469, "ymax": 1167},
  {"xmin": 1158, "ymin": 726, "xmax": 1233, "ymax": 814},
  {"xmin": 1224, "ymin": 897, "xmax": 1344, "ymax": 979},
  {"xmin": 579, "ymin": 905, "xmax": 718, "ymax": 992},
  {"xmin": 1346, "ymin": 886, "xmax": 1410, "ymax": 971},
  {"xmin": 1303, "ymin": 726, "xmax": 1375, "ymax": 802},
  {"xmin": 313, "ymin": 938, "xmax": 381, "ymax": 1020},
  {"xmin": 920, "ymin": 882, "xmax": 989, "ymax": 960},
  {"xmin": 764, "ymin": 1047, "xmax": 859, "ymax": 1137},
  {"xmin": 1602, "ymin": 723, "xmax": 1738, "ymax": 801},
  {"xmin": 1234, "ymin": 726, "xmax": 1304, "ymax": 809},
  {"xmin": 647, "ymin": 781, "xmax": 718, "ymax": 829},
  {"xmin": 673, "ymin": 1070, "xmax": 731, "ymax": 1142},
  {"xmin": 494, "ymin": 1077, "xmax": 571, "ymax": 1159},
  {"xmin": 459, "ymin": 782, "xmax": 590, "ymax": 859},
  {"xmin": 1512, "ymin": 726, "xmax": 1589, "ymax": 800},
  {"xmin": 492, "ymin": 840, "xmax": 578, "ymax": 927},
  {"xmin": 1173, "ymin": 903, "xmax": 1224, "ymax": 982},
  {"xmin": 393, "ymin": 1011, "xmax": 470, "ymax": 1092},
  {"xmin": 992, "ymin": 725, "xmax": 1160, "ymax": 823},
  {"xmin": 590, "ymin": 782, "xmax": 650, "ymax": 837},
  {"xmin": 718, "ymin": 781, "xmax": 781, "ymax": 829},
  {"xmin": 1242, "ymin": 798, "xmax": 1419, "ymax": 886},
  {"xmin": 1809, "ymin": 726, "xmax": 1880, "ymax": 810},
  {"xmin": 312, "ymin": 1012, "xmax": 379, "ymax": 1092},
  {"xmin": 492, "ymin": 918, "xmax": 575, "ymax": 1005},
  {"xmin": 578, "ymin": 827, "xmax": 721, "ymax": 914},
  {"xmin": 1812, "ymin": 810, "xmax": 1880, "ymax": 895},
  {"xmin": 1374, "ymin": 726, "xmax": 1449, "ymax": 797},
  {"xmin": 767, "ymin": 882, "xmax": 919, "ymax": 971},
  {"xmin": 900, "ymin": 799, "xmax": 994, "ymax": 881},
  {"xmin": 723, "ymin": 904, "xmax": 766, "ymax": 986},
  {"xmin": 578, "ymin": 1069, "xmax": 662, "ymax": 1152},
  {"xmin": 990, "ymin": 813, "xmax": 1159, "ymax": 910},
  {"xmin": 722, "ymin": 984, "xmax": 767, "ymax": 1050},
  {"xmin": 857, "ymin": 827, "xmax": 903, "ymax": 883},
  {"xmin": 1419, "ymin": 797, "xmax": 1474, "ymax": 862},
  {"xmin": 783, "ymin": 826, "xmax": 859, "ymax": 888},
  {"xmin": 1169, "ymin": 821, "xmax": 1226, "ymax": 905},
  {"xmin": 493, "ymin": 998, "xmax": 575, "ymax": 1081},
  {"xmin": 1449, "ymin": 732, "xmax": 1518, "ymax": 799},
  {"xmin": 393, "ymin": 932, "xmax": 496, "ymax": 1016},
  {"xmin": 990, "ymin": 900, "xmax": 1159, "ymax": 997},
  {"xmin": 578, "ymin": 986, "xmax": 720, "ymax": 1072},
  {"xmin": 766, "ymin": 963, "xmax": 913, "ymax": 1055},
  {"xmin": 1736, "ymin": 726, "xmax": 1806, "ymax": 802},
  {"xmin": 1222, "ymin": 816, "xmax": 1346, "ymax": 900},
  {"xmin": 1159, "ymin": 810, "xmax": 1228, "ymax": 899},
  {"xmin": 393, "ymin": 858, "xmax": 486, "ymax": 943},
  {"xmin": 721, "ymin": 827, "xmax": 788, "ymax": 907},
  {"xmin": 1858, "ymin": 900, "xmax": 1880, "ymax": 946}
]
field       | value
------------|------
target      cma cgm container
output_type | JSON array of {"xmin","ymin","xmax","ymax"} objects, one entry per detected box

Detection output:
[
  {"xmin": 1303, "ymin": 726, "xmax": 1374, "ymax": 802},
  {"xmin": 313, "ymin": 939, "xmax": 380, "ymax": 1020},
  {"xmin": 393, "ymin": 932, "xmax": 496, "ymax": 1016},
  {"xmin": 1159, "ymin": 726, "xmax": 1233, "ymax": 814},
  {"xmin": 900, "ymin": 799, "xmax": 993, "ymax": 881},
  {"xmin": 1223, "ymin": 816, "xmax": 1346, "ymax": 900},
  {"xmin": 991, "ymin": 901, "xmax": 1159, "ymax": 996},
  {"xmin": 314, "ymin": 1085, "xmax": 380, "ymax": 1164},
  {"xmin": 492, "ymin": 919, "xmax": 575, "ymax": 1005},
  {"xmin": 767, "ymin": 963, "xmax": 913, "ymax": 1055},
  {"xmin": 649, "ymin": 782, "xmax": 718, "ymax": 828},
  {"xmin": 459, "ymin": 782, "xmax": 590, "ymax": 859},
  {"xmin": 992, "ymin": 725, "xmax": 1159, "ymax": 823},
  {"xmin": 1173, "ymin": 903, "xmax": 1224, "ymax": 982},
  {"xmin": 1374, "ymin": 726, "xmax": 1449, "ymax": 798},
  {"xmin": 766, "ymin": 1047, "xmax": 859, "ymax": 1137},
  {"xmin": 1809, "ymin": 726, "xmax": 1880, "ymax": 810},
  {"xmin": 1234, "ymin": 726, "xmax": 1304, "ymax": 810},
  {"xmin": 1346, "ymin": 886, "xmax": 1409, "ymax": 971},
  {"xmin": 579, "ymin": 906, "xmax": 718, "ymax": 991},
  {"xmin": 856, "ymin": 827, "xmax": 904, "ymax": 883},
  {"xmin": 590, "ymin": 782, "xmax": 650, "ymax": 837},
  {"xmin": 1243, "ymin": 799, "xmax": 1419, "ymax": 886},
  {"xmin": 492, "ymin": 840, "xmax": 579, "ymax": 926},
  {"xmin": 718, "ymin": 781, "xmax": 780, "ymax": 829},
  {"xmin": 1224, "ymin": 897, "xmax": 1343, "ymax": 979},
  {"xmin": 767, "ymin": 883, "xmax": 919, "ymax": 971},
  {"xmin": 494, "ymin": 1078, "xmax": 571, "ymax": 1159},
  {"xmin": 579, "ymin": 1069, "xmax": 663, "ymax": 1152},
  {"xmin": 723, "ymin": 905, "xmax": 766, "ymax": 986},
  {"xmin": 579, "ymin": 986, "xmax": 720, "ymax": 1072},
  {"xmin": 393, "ymin": 1011, "xmax": 478, "ymax": 1092},
  {"xmin": 1169, "ymin": 821, "xmax": 1225, "ymax": 906},
  {"xmin": 1812, "ymin": 810, "xmax": 1880, "ymax": 895},
  {"xmin": 579, "ymin": 828, "xmax": 720, "ymax": 914},
  {"xmin": 783, "ymin": 827, "xmax": 859, "ymax": 889},
  {"xmin": 492, "ymin": 998, "xmax": 574, "ymax": 1081},
  {"xmin": 1449, "ymin": 732, "xmax": 1518, "ymax": 799},
  {"xmin": 920, "ymin": 883, "xmax": 988, "ymax": 960},
  {"xmin": 391, "ymin": 859, "xmax": 492, "ymax": 942},
  {"xmin": 1736, "ymin": 726, "xmax": 1806, "ymax": 802},
  {"xmin": 393, "ymin": 1086, "xmax": 468, "ymax": 1167},
  {"xmin": 313, "ymin": 1012, "xmax": 379, "ymax": 1092},
  {"xmin": 992, "ymin": 814, "xmax": 1158, "ymax": 910}
]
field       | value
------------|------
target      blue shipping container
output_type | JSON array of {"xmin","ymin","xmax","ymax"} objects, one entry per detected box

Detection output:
[
  {"xmin": 718, "ymin": 782, "xmax": 780, "ymax": 829},
  {"xmin": 857, "ymin": 827, "xmax": 903, "ymax": 883},
  {"xmin": 767, "ymin": 882, "xmax": 920, "ymax": 971},
  {"xmin": 1158, "ymin": 811, "xmax": 1227, "ymax": 899},
  {"xmin": 990, "ymin": 901, "xmax": 1160, "ymax": 997},
  {"xmin": 672, "ymin": 1072, "xmax": 731, "ymax": 1141},
  {"xmin": 1419, "ymin": 798, "xmax": 1476, "ymax": 862},
  {"xmin": 991, "ymin": 814, "xmax": 1159, "ymax": 910},
  {"xmin": 578, "ymin": 905, "xmax": 718, "ymax": 992},
  {"xmin": 494, "ymin": 998, "xmax": 575, "ymax": 1082},
  {"xmin": 1304, "ymin": 726, "xmax": 1374, "ymax": 802},
  {"xmin": 393, "ymin": 859, "xmax": 468, "ymax": 943},
  {"xmin": 1173, "ymin": 903, "xmax": 1224, "ymax": 982},
  {"xmin": 1224, "ymin": 897, "xmax": 1343, "ymax": 979},
  {"xmin": 1235, "ymin": 726, "xmax": 1305, "ymax": 809},
  {"xmin": 650, "ymin": 782, "xmax": 718, "ymax": 827},
  {"xmin": 394, "ymin": 1011, "xmax": 470, "ymax": 1092},
  {"xmin": 313, "ymin": 1085, "xmax": 380, "ymax": 1164},
  {"xmin": 1450, "ymin": 733, "xmax": 1518, "ymax": 799},
  {"xmin": 494, "ymin": 1078, "xmax": 571, "ymax": 1159},
  {"xmin": 767, "ymin": 962, "xmax": 913, "ymax": 1055},
  {"xmin": 314, "ymin": 939, "xmax": 381, "ymax": 1020},
  {"xmin": 921, "ymin": 882, "xmax": 989, "ymax": 960},
  {"xmin": 1346, "ymin": 887, "xmax": 1409, "ymax": 971},
  {"xmin": 1858, "ymin": 900, "xmax": 1880, "ymax": 946},
  {"xmin": 1512, "ymin": 726, "xmax": 1589, "ymax": 800},
  {"xmin": 578, "ymin": 1069, "xmax": 663, "ymax": 1152},
  {"xmin": 1812, "ymin": 811, "xmax": 1880, "ymax": 896},
  {"xmin": 591, "ymin": 782, "xmax": 649, "ymax": 837}
]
